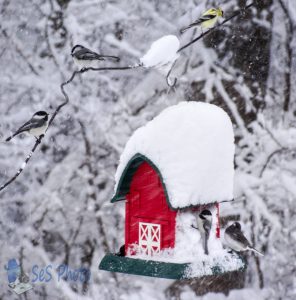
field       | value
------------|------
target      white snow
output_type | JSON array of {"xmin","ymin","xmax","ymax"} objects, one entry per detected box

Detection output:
[
  {"xmin": 125, "ymin": 207, "xmax": 245, "ymax": 278},
  {"xmin": 140, "ymin": 35, "xmax": 180, "ymax": 73},
  {"xmin": 21, "ymin": 162, "xmax": 27, "ymax": 170},
  {"xmin": 114, "ymin": 101, "xmax": 235, "ymax": 208},
  {"xmin": 126, "ymin": 206, "xmax": 244, "ymax": 277},
  {"xmin": 173, "ymin": 207, "xmax": 223, "ymax": 262},
  {"xmin": 185, "ymin": 252, "xmax": 245, "ymax": 278}
]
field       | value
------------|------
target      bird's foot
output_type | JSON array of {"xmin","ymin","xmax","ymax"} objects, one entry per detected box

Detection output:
[{"xmin": 35, "ymin": 134, "xmax": 44, "ymax": 142}]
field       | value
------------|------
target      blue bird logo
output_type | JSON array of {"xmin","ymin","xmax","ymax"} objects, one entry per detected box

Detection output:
[{"xmin": 5, "ymin": 259, "xmax": 21, "ymax": 284}]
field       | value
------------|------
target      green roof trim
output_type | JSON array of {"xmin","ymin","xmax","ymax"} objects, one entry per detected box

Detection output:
[
  {"xmin": 99, "ymin": 253, "xmax": 246, "ymax": 280},
  {"xmin": 111, "ymin": 153, "xmax": 177, "ymax": 210},
  {"xmin": 111, "ymin": 153, "xmax": 227, "ymax": 210}
]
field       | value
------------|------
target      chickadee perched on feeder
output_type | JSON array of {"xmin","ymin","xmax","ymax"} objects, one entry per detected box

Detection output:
[
  {"xmin": 71, "ymin": 44, "xmax": 120, "ymax": 70},
  {"xmin": 5, "ymin": 111, "xmax": 49, "ymax": 142},
  {"xmin": 180, "ymin": 7, "xmax": 223, "ymax": 34},
  {"xmin": 224, "ymin": 222, "xmax": 264, "ymax": 256},
  {"xmin": 192, "ymin": 209, "xmax": 212, "ymax": 255}
]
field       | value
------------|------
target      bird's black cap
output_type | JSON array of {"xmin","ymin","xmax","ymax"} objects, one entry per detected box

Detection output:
[
  {"xmin": 200, "ymin": 209, "xmax": 212, "ymax": 216},
  {"xmin": 232, "ymin": 222, "xmax": 241, "ymax": 230},
  {"xmin": 199, "ymin": 209, "xmax": 212, "ymax": 219},
  {"xmin": 34, "ymin": 111, "xmax": 48, "ymax": 116},
  {"xmin": 71, "ymin": 44, "xmax": 84, "ymax": 55}
]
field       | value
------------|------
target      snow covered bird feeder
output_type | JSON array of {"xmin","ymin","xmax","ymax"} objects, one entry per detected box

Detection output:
[{"xmin": 99, "ymin": 102, "xmax": 246, "ymax": 279}]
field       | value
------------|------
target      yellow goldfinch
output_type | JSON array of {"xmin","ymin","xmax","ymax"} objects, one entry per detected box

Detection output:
[{"xmin": 180, "ymin": 8, "xmax": 223, "ymax": 34}]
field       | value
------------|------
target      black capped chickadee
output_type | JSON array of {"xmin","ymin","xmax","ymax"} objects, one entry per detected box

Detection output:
[
  {"xmin": 6, "ymin": 111, "xmax": 49, "ymax": 142},
  {"xmin": 224, "ymin": 222, "xmax": 264, "ymax": 256},
  {"xmin": 71, "ymin": 44, "xmax": 120, "ymax": 70},
  {"xmin": 192, "ymin": 209, "xmax": 212, "ymax": 255}
]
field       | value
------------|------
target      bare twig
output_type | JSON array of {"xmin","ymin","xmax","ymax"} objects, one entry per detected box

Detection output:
[
  {"xmin": 0, "ymin": 137, "xmax": 43, "ymax": 192},
  {"xmin": 0, "ymin": 27, "xmax": 39, "ymax": 76},
  {"xmin": 250, "ymin": 213, "xmax": 264, "ymax": 288},
  {"xmin": 219, "ymin": 196, "xmax": 246, "ymax": 204},
  {"xmin": 0, "ymin": 47, "xmax": 6, "ymax": 59},
  {"xmin": 82, "ymin": 65, "xmax": 137, "ymax": 72},
  {"xmin": 45, "ymin": 19, "xmax": 66, "ymax": 81},
  {"xmin": 178, "ymin": 2, "xmax": 255, "ymax": 53},
  {"xmin": 59, "ymin": 65, "xmax": 140, "ymax": 104},
  {"xmin": 259, "ymin": 147, "xmax": 294, "ymax": 177},
  {"xmin": 258, "ymin": 121, "xmax": 283, "ymax": 148},
  {"xmin": 278, "ymin": 0, "xmax": 293, "ymax": 112},
  {"xmin": 78, "ymin": 120, "xmax": 118, "ymax": 282},
  {"xmin": 60, "ymin": 65, "xmax": 138, "ymax": 95},
  {"xmin": 220, "ymin": 199, "xmax": 235, "ymax": 204},
  {"xmin": 166, "ymin": 60, "xmax": 178, "ymax": 87}
]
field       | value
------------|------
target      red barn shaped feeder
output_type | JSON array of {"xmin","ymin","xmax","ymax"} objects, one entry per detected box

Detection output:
[{"xmin": 99, "ymin": 101, "xmax": 245, "ymax": 279}]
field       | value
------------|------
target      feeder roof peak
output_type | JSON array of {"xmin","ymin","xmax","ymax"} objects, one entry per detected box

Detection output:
[{"xmin": 114, "ymin": 101, "xmax": 234, "ymax": 209}]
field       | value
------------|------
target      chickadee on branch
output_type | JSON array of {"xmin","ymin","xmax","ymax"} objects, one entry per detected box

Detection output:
[
  {"xmin": 0, "ymin": 99, "xmax": 69, "ymax": 193},
  {"xmin": 71, "ymin": 45, "xmax": 120, "ymax": 70},
  {"xmin": 5, "ymin": 111, "xmax": 49, "ymax": 142}
]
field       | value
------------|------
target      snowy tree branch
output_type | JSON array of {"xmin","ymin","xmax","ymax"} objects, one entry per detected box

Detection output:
[
  {"xmin": 0, "ymin": 63, "xmax": 138, "ymax": 193},
  {"xmin": 250, "ymin": 213, "xmax": 264, "ymax": 289},
  {"xmin": 78, "ymin": 120, "xmax": 118, "ymax": 283},
  {"xmin": 1, "ymin": 27, "xmax": 39, "ymax": 76},
  {"xmin": 0, "ymin": 0, "xmax": 257, "ymax": 197},
  {"xmin": 0, "ymin": 136, "xmax": 42, "ymax": 192},
  {"xmin": 259, "ymin": 147, "xmax": 292, "ymax": 178},
  {"xmin": 278, "ymin": 0, "xmax": 293, "ymax": 112},
  {"xmin": 1, "ymin": 0, "xmax": 258, "ymax": 194},
  {"xmin": 0, "ymin": 94, "xmax": 69, "ymax": 192},
  {"xmin": 178, "ymin": 2, "xmax": 255, "ymax": 53},
  {"xmin": 60, "ymin": 65, "xmax": 139, "ymax": 100}
]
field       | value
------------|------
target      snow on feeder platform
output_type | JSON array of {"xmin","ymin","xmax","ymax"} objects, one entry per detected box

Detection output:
[{"xmin": 99, "ymin": 101, "xmax": 246, "ymax": 279}]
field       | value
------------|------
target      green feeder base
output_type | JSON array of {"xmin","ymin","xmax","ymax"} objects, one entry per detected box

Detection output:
[{"xmin": 99, "ymin": 253, "xmax": 246, "ymax": 280}]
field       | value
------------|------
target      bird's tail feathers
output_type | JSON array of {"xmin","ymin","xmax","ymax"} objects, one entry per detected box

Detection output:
[
  {"xmin": 180, "ymin": 25, "xmax": 191, "ymax": 34},
  {"xmin": 204, "ymin": 232, "xmax": 209, "ymax": 255},
  {"xmin": 180, "ymin": 21, "xmax": 201, "ymax": 34},
  {"xmin": 5, "ymin": 130, "xmax": 22, "ymax": 142},
  {"xmin": 204, "ymin": 239, "xmax": 208, "ymax": 255},
  {"xmin": 99, "ymin": 55, "xmax": 120, "ymax": 62},
  {"xmin": 248, "ymin": 247, "xmax": 264, "ymax": 256}
]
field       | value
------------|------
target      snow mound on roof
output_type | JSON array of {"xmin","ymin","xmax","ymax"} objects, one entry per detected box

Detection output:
[
  {"xmin": 140, "ymin": 35, "xmax": 180, "ymax": 69},
  {"xmin": 115, "ymin": 101, "xmax": 234, "ymax": 208}
]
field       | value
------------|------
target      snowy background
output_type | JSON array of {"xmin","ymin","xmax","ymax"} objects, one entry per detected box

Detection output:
[{"xmin": 0, "ymin": 0, "xmax": 296, "ymax": 299}]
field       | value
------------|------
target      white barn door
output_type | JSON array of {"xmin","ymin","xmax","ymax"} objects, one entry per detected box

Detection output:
[{"xmin": 139, "ymin": 222, "xmax": 161, "ymax": 255}]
